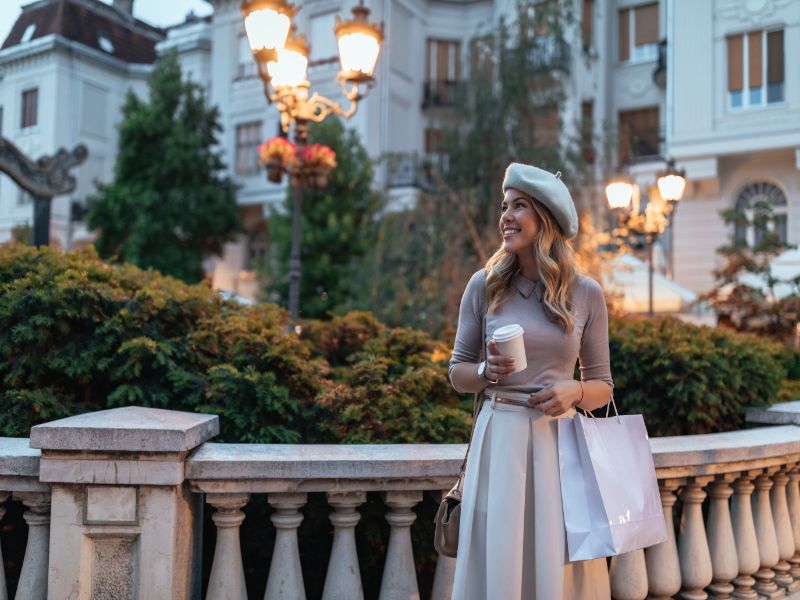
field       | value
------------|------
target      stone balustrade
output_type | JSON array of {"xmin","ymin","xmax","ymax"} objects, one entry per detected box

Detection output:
[{"xmin": 3, "ymin": 407, "xmax": 800, "ymax": 599}]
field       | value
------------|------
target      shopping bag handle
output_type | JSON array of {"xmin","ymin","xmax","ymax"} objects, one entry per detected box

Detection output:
[{"xmin": 579, "ymin": 391, "xmax": 620, "ymax": 423}]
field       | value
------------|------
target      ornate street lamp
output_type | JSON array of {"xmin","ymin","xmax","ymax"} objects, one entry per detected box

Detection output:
[
  {"xmin": 241, "ymin": 0, "xmax": 384, "ymax": 327},
  {"xmin": 606, "ymin": 159, "xmax": 686, "ymax": 317}
]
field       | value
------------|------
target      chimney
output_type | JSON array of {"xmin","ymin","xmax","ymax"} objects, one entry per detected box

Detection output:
[{"xmin": 112, "ymin": 0, "xmax": 134, "ymax": 16}]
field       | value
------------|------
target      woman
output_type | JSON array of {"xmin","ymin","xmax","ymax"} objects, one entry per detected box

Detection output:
[{"xmin": 449, "ymin": 162, "xmax": 613, "ymax": 599}]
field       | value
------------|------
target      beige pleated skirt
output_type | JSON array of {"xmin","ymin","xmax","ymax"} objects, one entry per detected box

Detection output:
[{"xmin": 451, "ymin": 398, "xmax": 611, "ymax": 600}]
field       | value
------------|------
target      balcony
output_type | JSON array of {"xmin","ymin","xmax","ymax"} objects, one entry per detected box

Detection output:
[
  {"xmin": 4, "ymin": 404, "xmax": 800, "ymax": 598},
  {"xmin": 653, "ymin": 39, "xmax": 667, "ymax": 88},
  {"xmin": 422, "ymin": 80, "xmax": 460, "ymax": 109},
  {"xmin": 529, "ymin": 36, "xmax": 571, "ymax": 73}
]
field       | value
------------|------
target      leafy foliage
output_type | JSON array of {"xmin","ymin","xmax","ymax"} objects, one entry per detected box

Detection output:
[
  {"xmin": 609, "ymin": 317, "xmax": 791, "ymax": 435},
  {"xmin": 87, "ymin": 51, "xmax": 241, "ymax": 283},
  {"xmin": 264, "ymin": 118, "xmax": 387, "ymax": 318}
]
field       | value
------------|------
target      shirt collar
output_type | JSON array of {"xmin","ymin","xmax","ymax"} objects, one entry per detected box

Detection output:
[{"xmin": 513, "ymin": 273, "xmax": 544, "ymax": 301}]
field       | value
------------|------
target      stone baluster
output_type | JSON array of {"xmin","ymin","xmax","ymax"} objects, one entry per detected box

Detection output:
[
  {"xmin": 430, "ymin": 491, "xmax": 456, "ymax": 600},
  {"xmin": 786, "ymin": 464, "xmax": 800, "ymax": 581},
  {"xmin": 13, "ymin": 492, "xmax": 50, "ymax": 600},
  {"xmin": 752, "ymin": 468, "xmax": 782, "ymax": 598},
  {"xmin": 706, "ymin": 474, "xmax": 738, "ymax": 599},
  {"xmin": 771, "ymin": 466, "xmax": 798, "ymax": 592},
  {"xmin": 731, "ymin": 470, "xmax": 761, "ymax": 599},
  {"xmin": 322, "ymin": 491, "xmax": 365, "ymax": 600},
  {"xmin": 678, "ymin": 476, "xmax": 713, "ymax": 600},
  {"xmin": 609, "ymin": 549, "xmax": 648, "ymax": 600},
  {"xmin": 0, "ymin": 491, "xmax": 8, "ymax": 600},
  {"xmin": 645, "ymin": 479, "xmax": 682, "ymax": 600},
  {"xmin": 379, "ymin": 491, "xmax": 421, "ymax": 600},
  {"xmin": 265, "ymin": 492, "xmax": 307, "ymax": 600},
  {"xmin": 206, "ymin": 493, "xmax": 250, "ymax": 600}
]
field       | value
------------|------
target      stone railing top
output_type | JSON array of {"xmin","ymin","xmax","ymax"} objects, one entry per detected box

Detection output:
[
  {"xmin": 29, "ymin": 406, "xmax": 219, "ymax": 452},
  {"xmin": 746, "ymin": 401, "xmax": 800, "ymax": 426},
  {"xmin": 0, "ymin": 437, "xmax": 40, "ymax": 477},
  {"xmin": 650, "ymin": 425, "xmax": 800, "ymax": 469},
  {"xmin": 187, "ymin": 443, "xmax": 466, "ymax": 481}
]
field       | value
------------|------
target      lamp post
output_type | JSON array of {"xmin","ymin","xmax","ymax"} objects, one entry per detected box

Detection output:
[
  {"xmin": 605, "ymin": 159, "xmax": 687, "ymax": 317},
  {"xmin": 241, "ymin": 0, "xmax": 384, "ymax": 327}
]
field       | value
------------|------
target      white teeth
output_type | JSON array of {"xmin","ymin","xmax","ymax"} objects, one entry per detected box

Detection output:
[{"xmin": 503, "ymin": 228, "xmax": 520, "ymax": 234}]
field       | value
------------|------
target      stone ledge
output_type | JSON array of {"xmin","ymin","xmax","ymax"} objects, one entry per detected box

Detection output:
[
  {"xmin": 187, "ymin": 443, "xmax": 467, "ymax": 481},
  {"xmin": 0, "ymin": 437, "xmax": 41, "ymax": 477},
  {"xmin": 30, "ymin": 406, "xmax": 219, "ymax": 452},
  {"xmin": 746, "ymin": 401, "xmax": 800, "ymax": 426}
]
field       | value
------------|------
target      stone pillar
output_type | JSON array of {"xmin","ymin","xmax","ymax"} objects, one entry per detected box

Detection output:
[
  {"xmin": 706, "ymin": 474, "xmax": 738, "ymax": 599},
  {"xmin": 322, "ymin": 491, "xmax": 365, "ymax": 600},
  {"xmin": 430, "ymin": 491, "xmax": 456, "ymax": 600},
  {"xmin": 13, "ymin": 492, "xmax": 50, "ymax": 600},
  {"xmin": 379, "ymin": 491, "xmax": 421, "ymax": 600},
  {"xmin": 786, "ymin": 464, "xmax": 800, "ymax": 581},
  {"xmin": 206, "ymin": 493, "xmax": 250, "ymax": 600},
  {"xmin": 29, "ymin": 406, "xmax": 219, "ymax": 600},
  {"xmin": 646, "ymin": 479, "xmax": 682, "ymax": 600},
  {"xmin": 609, "ymin": 549, "xmax": 648, "ymax": 600},
  {"xmin": 265, "ymin": 492, "xmax": 307, "ymax": 600},
  {"xmin": 678, "ymin": 476, "xmax": 714, "ymax": 600},
  {"xmin": 0, "ymin": 491, "xmax": 9, "ymax": 600},
  {"xmin": 771, "ymin": 467, "xmax": 799, "ymax": 592},
  {"xmin": 731, "ymin": 470, "xmax": 761, "ymax": 599},
  {"xmin": 752, "ymin": 469, "xmax": 784, "ymax": 598}
]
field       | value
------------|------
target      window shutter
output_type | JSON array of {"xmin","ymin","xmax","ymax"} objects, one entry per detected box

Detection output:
[
  {"xmin": 747, "ymin": 31, "xmax": 762, "ymax": 88},
  {"xmin": 437, "ymin": 40, "xmax": 450, "ymax": 81},
  {"xmin": 618, "ymin": 9, "xmax": 630, "ymax": 61},
  {"xmin": 425, "ymin": 39, "xmax": 433, "ymax": 81},
  {"xmin": 727, "ymin": 34, "xmax": 743, "ymax": 92},
  {"xmin": 634, "ymin": 3, "xmax": 658, "ymax": 46},
  {"xmin": 582, "ymin": 0, "xmax": 593, "ymax": 49},
  {"xmin": 767, "ymin": 29, "xmax": 784, "ymax": 84}
]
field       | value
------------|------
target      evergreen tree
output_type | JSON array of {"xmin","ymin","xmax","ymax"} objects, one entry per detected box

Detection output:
[
  {"xmin": 264, "ymin": 118, "xmax": 386, "ymax": 318},
  {"xmin": 88, "ymin": 51, "xmax": 241, "ymax": 283}
]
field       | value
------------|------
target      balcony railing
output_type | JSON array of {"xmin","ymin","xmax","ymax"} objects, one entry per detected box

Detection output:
[
  {"xmin": 4, "ymin": 405, "xmax": 800, "ymax": 598},
  {"xmin": 422, "ymin": 80, "xmax": 460, "ymax": 109},
  {"xmin": 529, "ymin": 36, "xmax": 571, "ymax": 73}
]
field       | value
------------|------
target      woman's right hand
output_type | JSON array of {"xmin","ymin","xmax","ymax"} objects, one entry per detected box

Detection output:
[{"xmin": 487, "ymin": 340, "xmax": 515, "ymax": 381}]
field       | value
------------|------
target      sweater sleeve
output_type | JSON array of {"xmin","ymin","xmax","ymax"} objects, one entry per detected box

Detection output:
[
  {"xmin": 578, "ymin": 278, "xmax": 614, "ymax": 388},
  {"xmin": 448, "ymin": 269, "xmax": 487, "ymax": 383}
]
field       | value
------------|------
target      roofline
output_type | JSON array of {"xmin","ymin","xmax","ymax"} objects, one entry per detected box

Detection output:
[{"xmin": 0, "ymin": 33, "xmax": 156, "ymax": 76}]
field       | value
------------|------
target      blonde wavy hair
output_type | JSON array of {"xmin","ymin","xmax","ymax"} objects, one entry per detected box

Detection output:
[{"xmin": 485, "ymin": 197, "xmax": 579, "ymax": 333}]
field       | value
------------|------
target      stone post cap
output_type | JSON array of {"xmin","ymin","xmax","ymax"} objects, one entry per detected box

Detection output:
[
  {"xmin": 746, "ymin": 401, "xmax": 800, "ymax": 426},
  {"xmin": 30, "ymin": 406, "xmax": 219, "ymax": 452}
]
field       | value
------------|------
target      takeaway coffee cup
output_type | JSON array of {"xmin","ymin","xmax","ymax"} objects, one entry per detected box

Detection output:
[{"xmin": 492, "ymin": 324, "xmax": 527, "ymax": 373}]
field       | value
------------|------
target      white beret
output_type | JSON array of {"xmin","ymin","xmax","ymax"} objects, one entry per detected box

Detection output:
[{"xmin": 502, "ymin": 162, "xmax": 579, "ymax": 239}]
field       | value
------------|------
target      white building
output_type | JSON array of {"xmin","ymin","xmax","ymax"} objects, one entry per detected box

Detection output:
[
  {"xmin": 0, "ymin": 0, "xmax": 162, "ymax": 248},
  {"xmin": 1, "ymin": 0, "xmax": 798, "ymax": 303}
]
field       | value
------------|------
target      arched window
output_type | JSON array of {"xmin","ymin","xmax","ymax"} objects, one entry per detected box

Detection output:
[{"xmin": 734, "ymin": 182, "xmax": 788, "ymax": 245}]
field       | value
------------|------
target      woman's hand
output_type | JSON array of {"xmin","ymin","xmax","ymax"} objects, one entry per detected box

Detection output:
[
  {"xmin": 486, "ymin": 340, "xmax": 515, "ymax": 382},
  {"xmin": 528, "ymin": 380, "xmax": 582, "ymax": 416}
]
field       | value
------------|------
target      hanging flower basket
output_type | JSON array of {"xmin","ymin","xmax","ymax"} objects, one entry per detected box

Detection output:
[
  {"xmin": 258, "ymin": 137, "xmax": 296, "ymax": 183},
  {"xmin": 297, "ymin": 144, "xmax": 337, "ymax": 190}
]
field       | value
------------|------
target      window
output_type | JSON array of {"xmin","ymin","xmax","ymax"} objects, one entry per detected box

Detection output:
[
  {"xmin": 581, "ymin": 100, "xmax": 594, "ymax": 164},
  {"xmin": 618, "ymin": 107, "xmax": 659, "ymax": 164},
  {"xmin": 237, "ymin": 35, "xmax": 257, "ymax": 79},
  {"xmin": 424, "ymin": 39, "xmax": 460, "ymax": 107},
  {"xmin": 734, "ymin": 182, "xmax": 787, "ymax": 245},
  {"xmin": 235, "ymin": 122, "xmax": 262, "ymax": 177},
  {"xmin": 470, "ymin": 35, "xmax": 494, "ymax": 80},
  {"xmin": 727, "ymin": 29, "xmax": 784, "ymax": 109},
  {"xmin": 20, "ymin": 88, "xmax": 38, "ymax": 129},
  {"xmin": 582, "ymin": 0, "xmax": 594, "ymax": 51},
  {"xmin": 424, "ymin": 127, "xmax": 449, "ymax": 172},
  {"xmin": 619, "ymin": 3, "xmax": 659, "ymax": 63}
]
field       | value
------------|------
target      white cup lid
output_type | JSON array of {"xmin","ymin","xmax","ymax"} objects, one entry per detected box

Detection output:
[{"xmin": 493, "ymin": 323, "xmax": 524, "ymax": 342}]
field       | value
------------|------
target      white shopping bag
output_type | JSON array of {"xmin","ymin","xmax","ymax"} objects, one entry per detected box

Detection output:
[{"xmin": 557, "ymin": 401, "xmax": 667, "ymax": 561}]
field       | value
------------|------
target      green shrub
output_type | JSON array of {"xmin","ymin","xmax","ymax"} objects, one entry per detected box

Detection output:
[{"xmin": 608, "ymin": 317, "xmax": 790, "ymax": 436}]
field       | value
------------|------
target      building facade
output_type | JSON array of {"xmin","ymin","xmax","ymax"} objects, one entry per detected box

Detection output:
[{"xmin": 1, "ymin": 0, "xmax": 798, "ymax": 302}]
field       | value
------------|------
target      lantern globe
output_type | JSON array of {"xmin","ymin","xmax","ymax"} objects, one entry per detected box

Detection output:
[
  {"xmin": 657, "ymin": 160, "xmax": 687, "ymax": 202},
  {"xmin": 242, "ymin": 0, "xmax": 295, "ymax": 53},
  {"xmin": 606, "ymin": 180, "xmax": 635, "ymax": 209},
  {"xmin": 267, "ymin": 33, "xmax": 309, "ymax": 88},
  {"xmin": 335, "ymin": 5, "xmax": 384, "ymax": 82}
]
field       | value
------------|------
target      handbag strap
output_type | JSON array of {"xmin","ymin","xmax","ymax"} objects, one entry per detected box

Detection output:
[{"xmin": 580, "ymin": 391, "xmax": 620, "ymax": 423}]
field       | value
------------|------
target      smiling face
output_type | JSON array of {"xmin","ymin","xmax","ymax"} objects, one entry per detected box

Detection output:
[{"xmin": 500, "ymin": 187, "xmax": 540, "ymax": 255}]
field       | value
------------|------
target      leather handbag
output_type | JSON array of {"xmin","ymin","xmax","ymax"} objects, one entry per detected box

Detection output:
[{"xmin": 434, "ymin": 298, "xmax": 487, "ymax": 558}]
